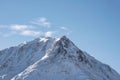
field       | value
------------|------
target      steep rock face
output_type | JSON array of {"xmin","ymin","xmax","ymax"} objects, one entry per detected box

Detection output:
[
  {"xmin": 0, "ymin": 37, "xmax": 54, "ymax": 80},
  {"xmin": 0, "ymin": 36, "xmax": 120, "ymax": 80}
]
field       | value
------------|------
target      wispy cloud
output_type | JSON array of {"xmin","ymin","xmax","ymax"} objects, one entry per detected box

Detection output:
[
  {"xmin": 45, "ymin": 31, "xmax": 54, "ymax": 37},
  {"xmin": 31, "ymin": 17, "xmax": 51, "ymax": 28},
  {"xmin": 10, "ymin": 25, "xmax": 28, "ymax": 31},
  {"xmin": 20, "ymin": 30, "xmax": 41, "ymax": 37},
  {"xmin": 9, "ymin": 24, "xmax": 41, "ymax": 37},
  {"xmin": 0, "ymin": 17, "xmax": 72, "ymax": 38},
  {"xmin": 0, "ymin": 24, "xmax": 41, "ymax": 37}
]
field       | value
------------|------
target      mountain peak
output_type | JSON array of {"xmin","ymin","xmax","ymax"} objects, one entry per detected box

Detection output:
[
  {"xmin": 0, "ymin": 36, "xmax": 120, "ymax": 80},
  {"xmin": 60, "ymin": 35, "xmax": 67, "ymax": 39}
]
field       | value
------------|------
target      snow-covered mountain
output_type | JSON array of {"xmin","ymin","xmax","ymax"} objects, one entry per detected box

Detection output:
[{"xmin": 0, "ymin": 36, "xmax": 120, "ymax": 80}]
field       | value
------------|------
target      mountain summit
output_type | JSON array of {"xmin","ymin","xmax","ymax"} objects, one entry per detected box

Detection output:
[{"xmin": 0, "ymin": 36, "xmax": 120, "ymax": 80}]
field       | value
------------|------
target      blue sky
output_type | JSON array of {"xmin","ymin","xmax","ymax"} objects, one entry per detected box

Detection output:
[{"xmin": 0, "ymin": 0, "xmax": 120, "ymax": 73}]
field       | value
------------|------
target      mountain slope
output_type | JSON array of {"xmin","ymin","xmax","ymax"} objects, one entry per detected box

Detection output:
[{"xmin": 0, "ymin": 36, "xmax": 120, "ymax": 80}]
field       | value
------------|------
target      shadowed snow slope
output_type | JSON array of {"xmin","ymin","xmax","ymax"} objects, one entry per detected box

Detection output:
[{"xmin": 0, "ymin": 36, "xmax": 120, "ymax": 80}]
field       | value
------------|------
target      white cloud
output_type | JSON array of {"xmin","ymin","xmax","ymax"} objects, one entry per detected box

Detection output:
[
  {"xmin": 31, "ymin": 17, "xmax": 51, "ymax": 28},
  {"xmin": 45, "ymin": 31, "xmax": 53, "ymax": 37},
  {"xmin": 20, "ymin": 30, "xmax": 41, "ymax": 37},
  {"xmin": 0, "ymin": 17, "xmax": 72, "ymax": 38},
  {"xmin": 9, "ymin": 24, "xmax": 41, "ymax": 37},
  {"xmin": 10, "ymin": 25, "xmax": 28, "ymax": 31}
]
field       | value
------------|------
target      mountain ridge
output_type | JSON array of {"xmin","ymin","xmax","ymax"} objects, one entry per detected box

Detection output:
[{"xmin": 0, "ymin": 36, "xmax": 120, "ymax": 80}]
